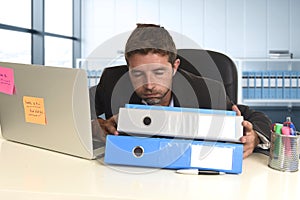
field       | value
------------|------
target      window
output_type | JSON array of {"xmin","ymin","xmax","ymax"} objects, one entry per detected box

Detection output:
[
  {"xmin": 0, "ymin": 29, "xmax": 31, "ymax": 64},
  {"xmin": 0, "ymin": 0, "xmax": 81, "ymax": 68},
  {"xmin": 45, "ymin": 0, "xmax": 73, "ymax": 36},
  {"xmin": 0, "ymin": 0, "xmax": 31, "ymax": 28},
  {"xmin": 45, "ymin": 36, "xmax": 73, "ymax": 67}
]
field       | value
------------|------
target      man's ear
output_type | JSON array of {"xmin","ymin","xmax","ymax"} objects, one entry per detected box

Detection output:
[{"xmin": 172, "ymin": 58, "xmax": 180, "ymax": 76}]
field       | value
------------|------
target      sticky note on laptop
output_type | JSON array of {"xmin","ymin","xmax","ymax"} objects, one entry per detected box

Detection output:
[
  {"xmin": 23, "ymin": 96, "xmax": 47, "ymax": 125},
  {"xmin": 0, "ymin": 66, "xmax": 15, "ymax": 95}
]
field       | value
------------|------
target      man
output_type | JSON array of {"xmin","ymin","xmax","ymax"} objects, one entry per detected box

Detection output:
[{"xmin": 95, "ymin": 23, "xmax": 272, "ymax": 158}]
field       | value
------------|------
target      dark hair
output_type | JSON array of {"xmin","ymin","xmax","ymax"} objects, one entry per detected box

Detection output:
[{"xmin": 125, "ymin": 23, "xmax": 177, "ymax": 65}]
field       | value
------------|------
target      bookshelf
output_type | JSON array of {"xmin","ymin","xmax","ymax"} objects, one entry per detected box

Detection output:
[{"xmin": 234, "ymin": 58, "xmax": 300, "ymax": 107}]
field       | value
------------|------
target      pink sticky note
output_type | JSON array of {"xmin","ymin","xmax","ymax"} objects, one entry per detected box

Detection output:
[{"xmin": 0, "ymin": 66, "xmax": 15, "ymax": 95}]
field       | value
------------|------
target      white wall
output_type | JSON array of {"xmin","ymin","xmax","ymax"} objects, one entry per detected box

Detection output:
[{"xmin": 81, "ymin": 0, "xmax": 300, "ymax": 60}]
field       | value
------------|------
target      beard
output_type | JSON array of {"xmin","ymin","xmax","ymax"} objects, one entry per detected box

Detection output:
[
  {"xmin": 141, "ymin": 88, "xmax": 171, "ymax": 105},
  {"xmin": 143, "ymin": 98, "xmax": 162, "ymax": 105}
]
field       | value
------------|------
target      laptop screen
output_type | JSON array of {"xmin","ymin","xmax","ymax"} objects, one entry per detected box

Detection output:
[{"xmin": 0, "ymin": 61, "xmax": 95, "ymax": 159}]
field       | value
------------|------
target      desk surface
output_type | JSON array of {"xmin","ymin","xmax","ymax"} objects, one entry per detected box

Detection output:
[{"xmin": 0, "ymin": 137, "xmax": 299, "ymax": 200}]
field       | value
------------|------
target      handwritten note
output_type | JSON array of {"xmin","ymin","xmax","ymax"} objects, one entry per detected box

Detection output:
[
  {"xmin": 0, "ymin": 66, "xmax": 15, "ymax": 95},
  {"xmin": 23, "ymin": 96, "xmax": 47, "ymax": 125}
]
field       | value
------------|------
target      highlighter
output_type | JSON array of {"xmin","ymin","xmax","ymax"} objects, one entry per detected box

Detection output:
[
  {"xmin": 274, "ymin": 123, "xmax": 283, "ymax": 134},
  {"xmin": 281, "ymin": 126, "xmax": 291, "ymax": 156},
  {"xmin": 281, "ymin": 126, "xmax": 291, "ymax": 135},
  {"xmin": 274, "ymin": 123, "xmax": 283, "ymax": 158}
]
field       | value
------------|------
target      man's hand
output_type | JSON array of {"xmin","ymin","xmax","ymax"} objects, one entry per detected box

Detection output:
[
  {"xmin": 97, "ymin": 115, "xmax": 119, "ymax": 142},
  {"xmin": 232, "ymin": 105, "xmax": 260, "ymax": 159},
  {"xmin": 239, "ymin": 120, "xmax": 260, "ymax": 158}
]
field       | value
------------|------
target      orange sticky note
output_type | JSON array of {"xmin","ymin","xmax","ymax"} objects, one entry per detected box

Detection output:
[
  {"xmin": 0, "ymin": 66, "xmax": 15, "ymax": 95},
  {"xmin": 23, "ymin": 96, "xmax": 47, "ymax": 125}
]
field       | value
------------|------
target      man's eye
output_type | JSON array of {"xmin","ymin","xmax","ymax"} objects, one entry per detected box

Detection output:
[
  {"xmin": 131, "ymin": 71, "xmax": 143, "ymax": 77},
  {"xmin": 154, "ymin": 70, "xmax": 165, "ymax": 75}
]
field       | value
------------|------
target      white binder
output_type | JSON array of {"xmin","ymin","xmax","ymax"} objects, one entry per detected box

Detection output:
[{"xmin": 117, "ymin": 105, "xmax": 243, "ymax": 142}]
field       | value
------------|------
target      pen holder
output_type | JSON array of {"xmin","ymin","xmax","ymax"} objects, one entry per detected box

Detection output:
[{"xmin": 268, "ymin": 131, "xmax": 299, "ymax": 172}]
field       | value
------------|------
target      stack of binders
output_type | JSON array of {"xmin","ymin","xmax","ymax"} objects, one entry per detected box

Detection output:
[{"xmin": 104, "ymin": 104, "xmax": 244, "ymax": 174}]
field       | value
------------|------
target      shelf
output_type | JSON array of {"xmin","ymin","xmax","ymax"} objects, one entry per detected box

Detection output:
[
  {"xmin": 243, "ymin": 99, "xmax": 300, "ymax": 107},
  {"xmin": 234, "ymin": 58, "xmax": 300, "ymax": 107},
  {"xmin": 234, "ymin": 58, "xmax": 300, "ymax": 62}
]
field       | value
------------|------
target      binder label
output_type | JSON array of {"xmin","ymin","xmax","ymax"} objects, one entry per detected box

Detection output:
[{"xmin": 190, "ymin": 145, "xmax": 233, "ymax": 170}]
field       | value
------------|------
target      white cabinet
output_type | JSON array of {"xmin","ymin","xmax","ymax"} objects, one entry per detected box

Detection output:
[{"xmin": 234, "ymin": 58, "xmax": 300, "ymax": 107}]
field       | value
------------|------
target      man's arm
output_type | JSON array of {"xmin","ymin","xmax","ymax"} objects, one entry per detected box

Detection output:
[
  {"xmin": 233, "ymin": 104, "xmax": 272, "ymax": 158},
  {"xmin": 237, "ymin": 104, "xmax": 272, "ymax": 140},
  {"xmin": 97, "ymin": 115, "xmax": 119, "ymax": 142}
]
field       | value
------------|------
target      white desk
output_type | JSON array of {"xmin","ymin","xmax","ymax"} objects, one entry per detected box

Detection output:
[{"xmin": 0, "ymin": 138, "xmax": 299, "ymax": 200}]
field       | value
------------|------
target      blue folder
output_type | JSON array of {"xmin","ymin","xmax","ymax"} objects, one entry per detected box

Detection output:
[
  {"xmin": 248, "ymin": 72, "xmax": 255, "ymax": 99},
  {"xmin": 242, "ymin": 71, "xmax": 249, "ymax": 99},
  {"xmin": 283, "ymin": 71, "xmax": 291, "ymax": 99},
  {"xmin": 104, "ymin": 135, "xmax": 243, "ymax": 174},
  {"xmin": 125, "ymin": 104, "xmax": 237, "ymax": 116},
  {"xmin": 254, "ymin": 71, "xmax": 262, "ymax": 99},
  {"xmin": 262, "ymin": 71, "xmax": 270, "ymax": 99}
]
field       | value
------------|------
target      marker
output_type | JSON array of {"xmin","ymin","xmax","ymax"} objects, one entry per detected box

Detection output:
[
  {"xmin": 273, "ymin": 123, "xmax": 283, "ymax": 158},
  {"xmin": 281, "ymin": 126, "xmax": 291, "ymax": 135},
  {"xmin": 283, "ymin": 117, "xmax": 296, "ymax": 135},
  {"xmin": 289, "ymin": 124, "xmax": 296, "ymax": 136},
  {"xmin": 274, "ymin": 123, "xmax": 283, "ymax": 134},
  {"xmin": 176, "ymin": 169, "xmax": 225, "ymax": 175},
  {"xmin": 281, "ymin": 126, "xmax": 292, "ymax": 156}
]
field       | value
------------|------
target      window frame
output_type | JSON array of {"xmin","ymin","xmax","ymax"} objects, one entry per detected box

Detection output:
[{"xmin": 0, "ymin": 0, "xmax": 81, "ymax": 68}]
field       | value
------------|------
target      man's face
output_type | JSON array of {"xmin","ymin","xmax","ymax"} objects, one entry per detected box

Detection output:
[{"xmin": 128, "ymin": 53, "xmax": 177, "ymax": 106}]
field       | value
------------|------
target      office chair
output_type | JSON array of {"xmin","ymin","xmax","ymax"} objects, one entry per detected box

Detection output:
[
  {"xmin": 91, "ymin": 49, "xmax": 238, "ymax": 118},
  {"xmin": 89, "ymin": 85, "xmax": 97, "ymax": 119},
  {"xmin": 177, "ymin": 49, "xmax": 238, "ymax": 103}
]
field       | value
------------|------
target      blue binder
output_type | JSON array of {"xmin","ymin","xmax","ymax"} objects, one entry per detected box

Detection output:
[
  {"xmin": 283, "ymin": 71, "xmax": 291, "ymax": 99},
  {"xmin": 104, "ymin": 135, "xmax": 243, "ymax": 174},
  {"xmin": 291, "ymin": 71, "xmax": 298, "ymax": 99},
  {"xmin": 254, "ymin": 71, "xmax": 262, "ymax": 99},
  {"xmin": 269, "ymin": 71, "xmax": 276, "ymax": 99},
  {"xmin": 276, "ymin": 71, "xmax": 283, "ymax": 99},
  {"xmin": 262, "ymin": 71, "xmax": 270, "ymax": 99},
  {"xmin": 248, "ymin": 72, "xmax": 255, "ymax": 99},
  {"xmin": 242, "ymin": 71, "xmax": 249, "ymax": 99}
]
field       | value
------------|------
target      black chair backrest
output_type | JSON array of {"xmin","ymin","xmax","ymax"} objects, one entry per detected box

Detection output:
[{"xmin": 177, "ymin": 49, "xmax": 238, "ymax": 103}]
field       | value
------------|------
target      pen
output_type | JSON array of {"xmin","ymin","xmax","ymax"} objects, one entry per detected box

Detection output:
[
  {"xmin": 283, "ymin": 117, "xmax": 297, "ymax": 136},
  {"xmin": 176, "ymin": 169, "xmax": 225, "ymax": 175}
]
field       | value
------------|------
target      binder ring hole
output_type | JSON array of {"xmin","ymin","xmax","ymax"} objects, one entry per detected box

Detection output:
[
  {"xmin": 132, "ymin": 146, "xmax": 144, "ymax": 158},
  {"xmin": 143, "ymin": 116, "xmax": 151, "ymax": 126}
]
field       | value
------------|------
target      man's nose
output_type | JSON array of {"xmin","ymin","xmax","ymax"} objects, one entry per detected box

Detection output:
[{"xmin": 143, "ymin": 74, "xmax": 155, "ymax": 89}]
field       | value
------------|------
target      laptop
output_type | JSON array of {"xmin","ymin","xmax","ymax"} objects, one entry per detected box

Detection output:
[{"xmin": 0, "ymin": 61, "xmax": 104, "ymax": 159}]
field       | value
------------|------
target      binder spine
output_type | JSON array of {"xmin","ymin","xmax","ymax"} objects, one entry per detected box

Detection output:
[
  {"xmin": 248, "ymin": 72, "xmax": 255, "ymax": 99},
  {"xmin": 242, "ymin": 71, "xmax": 249, "ymax": 99},
  {"xmin": 255, "ymin": 71, "xmax": 262, "ymax": 99},
  {"xmin": 262, "ymin": 71, "xmax": 269, "ymax": 99},
  {"xmin": 276, "ymin": 71, "xmax": 283, "ymax": 99},
  {"xmin": 291, "ymin": 71, "xmax": 297, "ymax": 99},
  {"xmin": 269, "ymin": 71, "xmax": 276, "ymax": 99},
  {"xmin": 283, "ymin": 71, "xmax": 291, "ymax": 99}
]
